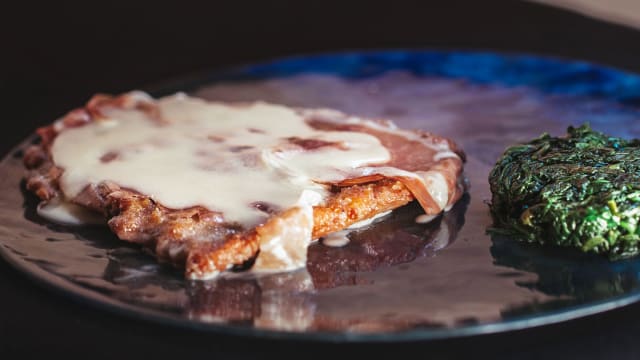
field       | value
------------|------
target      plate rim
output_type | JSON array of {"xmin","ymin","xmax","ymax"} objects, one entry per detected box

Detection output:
[{"xmin": 4, "ymin": 48, "xmax": 640, "ymax": 342}]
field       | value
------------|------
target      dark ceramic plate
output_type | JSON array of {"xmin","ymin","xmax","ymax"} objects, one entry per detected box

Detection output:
[{"xmin": 3, "ymin": 50, "xmax": 640, "ymax": 342}]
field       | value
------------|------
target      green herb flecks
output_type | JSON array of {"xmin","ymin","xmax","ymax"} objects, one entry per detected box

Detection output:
[{"xmin": 488, "ymin": 124, "xmax": 640, "ymax": 260}]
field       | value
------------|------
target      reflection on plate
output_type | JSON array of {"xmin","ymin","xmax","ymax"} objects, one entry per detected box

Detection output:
[{"xmin": 3, "ymin": 51, "xmax": 640, "ymax": 341}]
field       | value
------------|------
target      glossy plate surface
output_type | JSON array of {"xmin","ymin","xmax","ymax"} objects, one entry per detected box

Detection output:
[{"xmin": 3, "ymin": 51, "xmax": 640, "ymax": 341}]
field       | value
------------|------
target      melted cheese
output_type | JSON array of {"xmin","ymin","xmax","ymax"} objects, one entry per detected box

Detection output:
[
  {"xmin": 321, "ymin": 231, "xmax": 351, "ymax": 247},
  {"xmin": 415, "ymin": 213, "xmax": 439, "ymax": 224},
  {"xmin": 37, "ymin": 199, "xmax": 105, "ymax": 226},
  {"xmin": 51, "ymin": 94, "xmax": 390, "ymax": 227}
]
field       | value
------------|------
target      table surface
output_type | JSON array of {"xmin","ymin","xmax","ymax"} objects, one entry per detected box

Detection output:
[{"xmin": 4, "ymin": 1, "xmax": 640, "ymax": 358}]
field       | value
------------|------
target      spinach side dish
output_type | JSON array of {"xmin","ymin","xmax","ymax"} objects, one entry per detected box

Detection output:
[{"xmin": 488, "ymin": 124, "xmax": 640, "ymax": 259}]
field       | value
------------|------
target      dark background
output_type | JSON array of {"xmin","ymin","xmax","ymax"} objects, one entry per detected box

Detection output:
[{"xmin": 3, "ymin": 1, "xmax": 640, "ymax": 358}]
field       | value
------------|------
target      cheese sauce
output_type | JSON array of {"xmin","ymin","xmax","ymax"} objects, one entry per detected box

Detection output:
[
  {"xmin": 37, "ymin": 199, "xmax": 105, "ymax": 226},
  {"xmin": 51, "ymin": 94, "xmax": 391, "ymax": 227}
]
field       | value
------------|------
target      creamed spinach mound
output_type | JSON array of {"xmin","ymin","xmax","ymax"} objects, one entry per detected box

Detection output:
[{"xmin": 489, "ymin": 124, "xmax": 640, "ymax": 259}]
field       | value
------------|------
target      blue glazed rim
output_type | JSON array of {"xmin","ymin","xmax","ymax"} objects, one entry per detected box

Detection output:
[
  {"xmin": 153, "ymin": 49, "xmax": 640, "ymax": 106},
  {"xmin": 5, "ymin": 49, "xmax": 640, "ymax": 343}
]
